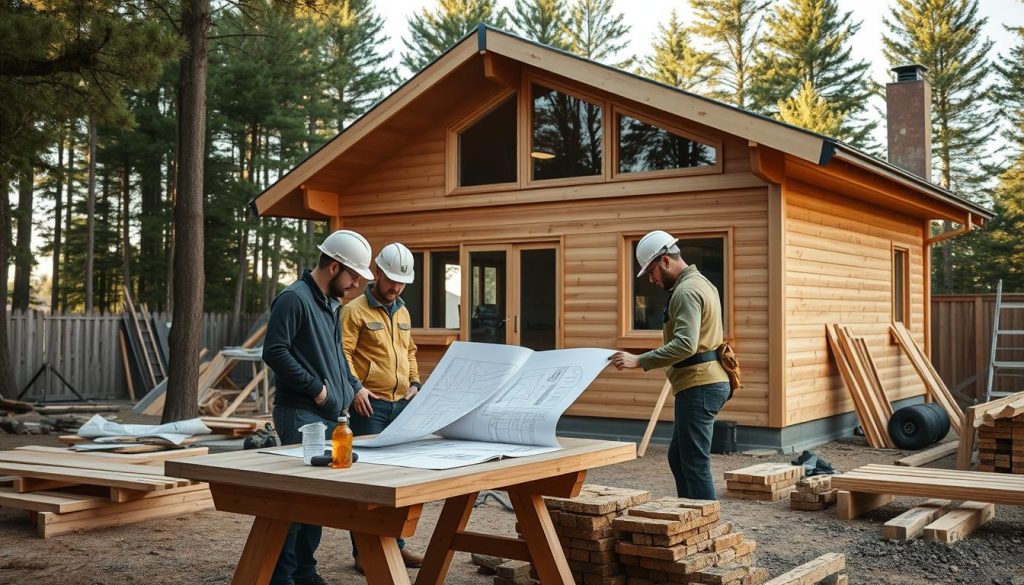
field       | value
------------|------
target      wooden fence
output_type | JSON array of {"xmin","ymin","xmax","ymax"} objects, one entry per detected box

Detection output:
[
  {"xmin": 931, "ymin": 294, "xmax": 1024, "ymax": 402},
  {"xmin": 6, "ymin": 311, "xmax": 263, "ymax": 402}
]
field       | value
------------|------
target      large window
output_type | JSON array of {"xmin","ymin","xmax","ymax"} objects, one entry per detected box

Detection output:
[
  {"xmin": 531, "ymin": 83, "xmax": 603, "ymax": 181},
  {"xmin": 893, "ymin": 247, "xmax": 909, "ymax": 325},
  {"xmin": 458, "ymin": 95, "xmax": 517, "ymax": 187},
  {"xmin": 617, "ymin": 113, "xmax": 717, "ymax": 174},
  {"xmin": 400, "ymin": 250, "xmax": 461, "ymax": 329},
  {"xmin": 629, "ymin": 235, "xmax": 728, "ymax": 333}
]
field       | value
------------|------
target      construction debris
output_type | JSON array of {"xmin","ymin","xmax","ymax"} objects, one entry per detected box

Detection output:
[
  {"xmin": 789, "ymin": 475, "xmax": 838, "ymax": 511},
  {"xmin": 724, "ymin": 463, "xmax": 804, "ymax": 501},
  {"xmin": 0, "ymin": 446, "xmax": 212, "ymax": 538}
]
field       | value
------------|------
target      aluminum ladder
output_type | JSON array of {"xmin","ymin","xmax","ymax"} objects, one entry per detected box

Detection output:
[{"xmin": 985, "ymin": 280, "xmax": 1024, "ymax": 400}]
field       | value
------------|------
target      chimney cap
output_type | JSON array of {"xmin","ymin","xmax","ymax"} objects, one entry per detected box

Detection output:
[{"xmin": 891, "ymin": 64, "xmax": 928, "ymax": 82}]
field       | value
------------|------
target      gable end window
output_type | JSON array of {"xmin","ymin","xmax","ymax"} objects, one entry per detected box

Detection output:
[
  {"xmin": 531, "ymin": 83, "xmax": 603, "ymax": 181},
  {"xmin": 458, "ymin": 95, "xmax": 518, "ymax": 188},
  {"xmin": 617, "ymin": 113, "xmax": 717, "ymax": 174}
]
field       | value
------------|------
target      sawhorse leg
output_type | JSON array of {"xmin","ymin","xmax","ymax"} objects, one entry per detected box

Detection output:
[{"xmin": 231, "ymin": 516, "xmax": 290, "ymax": 585}]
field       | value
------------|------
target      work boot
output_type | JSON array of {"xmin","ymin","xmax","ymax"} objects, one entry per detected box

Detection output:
[
  {"xmin": 401, "ymin": 548, "xmax": 424, "ymax": 568},
  {"xmin": 353, "ymin": 555, "xmax": 364, "ymax": 575},
  {"xmin": 293, "ymin": 574, "xmax": 329, "ymax": 585}
]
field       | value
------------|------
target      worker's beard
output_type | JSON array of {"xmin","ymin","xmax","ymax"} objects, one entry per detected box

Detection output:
[{"xmin": 660, "ymin": 271, "xmax": 680, "ymax": 291}]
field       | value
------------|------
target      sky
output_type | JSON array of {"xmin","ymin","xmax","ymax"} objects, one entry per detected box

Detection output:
[{"xmin": 373, "ymin": 1, "xmax": 1024, "ymax": 152}]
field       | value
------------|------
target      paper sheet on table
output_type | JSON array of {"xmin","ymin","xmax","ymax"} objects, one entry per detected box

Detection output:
[
  {"xmin": 357, "ymin": 342, "xmax": 613, "ymax": 448},
  {"xmin": 271, "ymin": 437, "xmax": 561, "ymax": 470},
  {"xmin": 77, "ymin": 415, "xmax": 210, "ymax": 446}
]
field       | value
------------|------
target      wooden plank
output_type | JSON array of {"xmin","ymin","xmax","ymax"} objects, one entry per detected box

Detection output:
[
  {"xmin": 637, "ymin": 380, "xmax": 671, "ymax": 458},
  {"xmin": 118, "ymin": 326, "xmax": 135, "ymax": 401},
  {"xmin": 15, "ymin": 445, "xmax": 209, "ymax": 464},
  {"xmin": 833, "ymin": 465, "xmax": 1024, "ymax": 506},
  {"xmin": 891, "ymin": 322, "xmax": 964, "ymax": 435},
  {"xmin": 760, "ymin": 553, "xmax": 845, "ymax": 585},
  {"xmin": 0, "ymin": 451, "xmax": 189, "ymax": 478},
  {"xmin": 922, "ymin": 501, "xmax": 995, "ymax": 543},
  {"xmin": 0, "ymin": 487, "xmax": 109, "ymax": 513},
  {"xmin": 826, "ymin": 324, "xmax": 886, "ymax": 447},
  {"xmin": 37, "ymin": 490, "xmax": 214, "ymax": 538},
  {"xmin": 882, "ymin": 499, "xmax": 954, "ymax": 540},
  {"xmin": 0, "ymin": 463, "xmax": 186, "ymax": 491},
  {"xmin": 895, "ymin": 441, "xmax": 959, "ymax": 467},
  {"xmin": 957, "ymin": 407, "xmax": 977, "ymax": 470}
]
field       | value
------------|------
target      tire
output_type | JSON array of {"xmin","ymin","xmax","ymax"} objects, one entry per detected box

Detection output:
[
  {"xmin": 887, "ymin": 404, "xmax": 943, "ymax": 450},
  {"xmin": 919, "ymin": 402, "xmax": 951, "ymax": 443}
]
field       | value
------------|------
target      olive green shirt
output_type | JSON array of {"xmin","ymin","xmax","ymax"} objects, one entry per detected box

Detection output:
[{"xmin": 637, "ymin": 265, "xmax": 729, "ymax": 394}]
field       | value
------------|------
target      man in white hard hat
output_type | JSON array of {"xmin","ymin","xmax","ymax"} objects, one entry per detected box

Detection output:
[
  {"xmin": 609, "ymin": 230, "xmax": 731, "ymax": 500},
  {"xmin": 340, "ymin": 242, "xmax": 424, "ymax": 574},
  {"xmin": 262, "ymin": 229, "xmax": 373, "ymax": 585}
]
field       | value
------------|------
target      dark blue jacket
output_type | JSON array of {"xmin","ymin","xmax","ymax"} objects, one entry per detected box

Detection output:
[{"xmin": 263, "ymin": 270, "xmax": 354, "ymax": 419}]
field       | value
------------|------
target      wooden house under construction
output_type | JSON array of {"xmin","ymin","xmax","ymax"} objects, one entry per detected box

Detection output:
[{"xmin": 250, "ymin": 27, "xmax": 993, "ymax": 450}]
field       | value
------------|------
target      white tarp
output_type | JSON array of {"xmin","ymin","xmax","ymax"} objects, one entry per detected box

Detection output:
[{"xmin": 77, "ymin": 415, "xmax": 211, "ymax": 446}]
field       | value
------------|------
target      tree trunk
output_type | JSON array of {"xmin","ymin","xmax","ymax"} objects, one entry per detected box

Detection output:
[
  {"xmin": 0, "ymin": 169, "xmax": 16, "ymax": 396},
  {"xmin": 51, "ymin": 136, "xmax": 65, "ymax": 312},
  {"xmin": 230, "ymin": 225, "xmax": 249, "ymax": 339},
  {"xmin": 12, "ymin": 165, "xmax": 34, "ymax": 310},
  {"xmin": 163, "ymin": 0, "xmax": 210, "ymax": 424},
  {"xmin": 85, "ymin": 116, "xmax": 96, "ymax": 313},
  {"xmin": 61, "ymin": 133, "xmax": 76, "ymax": 312},
  {"xmin": 121, "ymin": 160, "xmax": 132, "ymax": 300}
]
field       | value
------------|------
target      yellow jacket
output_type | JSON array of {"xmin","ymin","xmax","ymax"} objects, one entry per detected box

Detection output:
[{"xmin": 341, "ymin": 286, "xmax": 420, "ymax": 401}]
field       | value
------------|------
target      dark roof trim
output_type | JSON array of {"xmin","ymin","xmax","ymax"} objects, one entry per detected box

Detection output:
[{"xmin": 477, "ymin": 23, "xmax": 487, "ymax": 52}]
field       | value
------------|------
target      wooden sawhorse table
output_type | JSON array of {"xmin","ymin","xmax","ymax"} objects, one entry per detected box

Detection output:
[{"xmin": 167, "ymin": 437, "xmax": 635, "ymax": 584}]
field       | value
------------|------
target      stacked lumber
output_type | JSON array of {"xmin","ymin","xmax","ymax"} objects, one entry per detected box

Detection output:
[
  {"xmin": 724, "ymin": 463, "xmax": 804, "ymax": 501},
  {"xmin": 977, "ymin": 414, "xmax": 1024, "ymax": 473},
  {"xmin": 826, "ymin": 324, "xmax": 894, "ymax": 448},
  {"xmin": 0, "ymin": 446, "xmax": 212, "ymax": 537},
  {"xmin": 200, "ymin": 416, "xmax": 273, "ymax": 438},
  {"xmin": 761, "ymin": 553, "xmax": 846, "ymax": 585},
  {"xmin": 789, "ymin": 475, "xmax": 838, "ymax": 511},
  {"xmin": 542, "ymin": 484, "xmax": 653, "ymax": 585},
  {"xmin": 957, "ymin": 391, "xmax": 1024, "ymax": 469},
  {"xmin": 889, "ymin": 321, "xmax": 964, "ymax": 436},
  {"xmin": 612, "ymin": 498, "xmax": 765, "ymax": 585}
]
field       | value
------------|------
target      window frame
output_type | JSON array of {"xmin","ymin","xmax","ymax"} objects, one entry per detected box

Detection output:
[
  {"xmin": 610, "ymin": 105, "xmax": 723, "ymax": 180},
  {"xmin": 523, "ymin": 73, "xmax": 609, "ymax": 189},
  {"xmin": 891, "ymin": 244, "xmax": 911, "ymax": 326},
  {"xmin": 617, "ymin": 229, "xmax": 734, "ymax": 349},
  {"xmin": 406, "ymin": 247, "xmax": 462, "ymax": 345},
  {"xmin": 445, "ymin": 88, "xmax": 521, "ymax": 196}
]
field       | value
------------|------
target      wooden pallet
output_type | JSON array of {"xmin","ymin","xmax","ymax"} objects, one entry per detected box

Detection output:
[
  {"xmin": 826, "ymin": 324, "xmax": 894, "ymax": 448},
  {"xmin": 831, "ymin": 464, "xmax": 1024, "ymax": 521},
  {"xmin": 0, "ymin": 447, "xmax": 212, "ymax": 537}
]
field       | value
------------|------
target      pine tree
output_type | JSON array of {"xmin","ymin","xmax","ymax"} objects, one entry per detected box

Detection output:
[
  {"xmin": 689, "ymin": 0, "xmax": 771, "ymax": 109},
  {"xmin": 883, "ymin": 0, "xmax": 996, "ymax": 293},
  {"xmin": 563, "ymin": 0, "xmax": 631, "ymax": 66},
  {"xmin": 510, "ymin": 0, "xmax": 569, "ymax": 50},
  {"xmin": 776, "ymin": 80, "xmax": 844, "ymax": 136},
  {"xmin": 643, "ymin": 10, "xmax": 710, "ymax": 92},
  {"xmin": 402, "ymin": 0, "xmax": 507, "ymax": 74},
  {"xmin": 750, "ymin": 0, "xmax": 875, "ymax": 145}
]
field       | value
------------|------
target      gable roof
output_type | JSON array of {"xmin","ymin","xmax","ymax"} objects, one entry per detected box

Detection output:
[{"xmin": 250, "ymin": 25, "xmax": 993, "ymax": 222}]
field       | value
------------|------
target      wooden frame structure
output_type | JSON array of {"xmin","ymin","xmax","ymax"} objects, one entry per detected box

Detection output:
[{"xmin": 248, "ymin": 26, "xmax": 993, "ymax": 443}]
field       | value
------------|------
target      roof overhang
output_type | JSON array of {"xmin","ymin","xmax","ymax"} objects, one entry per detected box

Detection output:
[{"xmin": 250, "ymin": 25, "xmax": 994, "ymax": 224}]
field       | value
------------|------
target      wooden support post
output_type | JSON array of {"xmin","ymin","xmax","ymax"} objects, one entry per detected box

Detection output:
[
  {"xmin": 836, "ymin": 490, "xmax": 893, "ymax": 521},
  {"xmin": 415, "ymin": 493, "xmax": 476, "ymax": 585},
  {"xmin": 507, "ymin": 491, "xmax": 574, "ymax": 585},
  {"xmin": 230, "ymin": 517, "xmax": 290, "ymax": 585},
  {"xmin": 638, "ymin": 380, "xmax": 672, "ymax": 458},
  {"xmin": 352, "ymin": 532, "xmax": 410, "ymax": 585}
]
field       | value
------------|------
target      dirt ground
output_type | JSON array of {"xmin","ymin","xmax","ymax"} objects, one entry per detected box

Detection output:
[{"xmin": 2, "ymin": 411, "xmax": 1023, "ymax": 585}]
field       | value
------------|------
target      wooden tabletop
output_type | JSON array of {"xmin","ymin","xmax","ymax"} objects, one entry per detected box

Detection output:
[{"xmin": 166, "ymin": 437, "xmax": 636, "ymax": 508}]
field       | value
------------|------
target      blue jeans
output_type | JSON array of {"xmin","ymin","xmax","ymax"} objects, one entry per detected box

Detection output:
[
  {"xmin": 350, "ymin": 395, "xmax": 409, "ymax": 556},
  {"xmin": 668, "ymin": 382, "xmax": 730, "ymax": 500},
  {"xmin": 270, "ymin": 406, "xmax": 337, "ymax": 585}
]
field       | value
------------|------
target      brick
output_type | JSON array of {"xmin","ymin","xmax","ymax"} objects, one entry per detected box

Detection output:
[
  {"xmin": 494, "ymin": 560, "xmax": 532, "ymax": 580},
  {"xmin": 795, "ymin": 475, "xmax": 833, "ymax": 493},
  {"xmin": 630, "ymin": 497, "xmax": 720, "ymax": 519},
  {"xmin": 589, "ymin": 549, "xmax": 618, "ymax": 564},
  {"xmin": 712, "ymin": 531, "xmax": 744, "ymax": 552},
  {"xmin": 613, "ymin": 515, "xmax": 690, "ymax": 536},
  {"xmin": 582, "ymin": 574, "xmax": 625, "ymax": 585},
  {"xmin": 548, "ymin": 485, "xmax": 652, "ymax": 515},
  {"xmin": 691, "ymin": 562, "xmax": 755, "ymax": 584},
  {"xmin": 616, "ymin": 541, "xmax": 700, "ymax": 562},
  {"xmin": 570, "ymin": 536, "xmax": 618, "ymax": 552}
]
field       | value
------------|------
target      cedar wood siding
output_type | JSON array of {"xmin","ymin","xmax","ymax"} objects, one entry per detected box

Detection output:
[
  {"xmin": 333, "ymin": 76, "xmax": 773, "ymax": 428},
  {"xmin": 783, "ymin": 179, "xmax": 927, "ymax": 426}
]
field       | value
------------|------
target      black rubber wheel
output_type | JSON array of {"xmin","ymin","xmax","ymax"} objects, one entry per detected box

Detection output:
[
  {"xmin": 887, "ymin": 404, "xmax": 944, "ymax": 450},
  {"xmin": 920, "ymin": 402, "xmax": 951, "ymax": 442}
]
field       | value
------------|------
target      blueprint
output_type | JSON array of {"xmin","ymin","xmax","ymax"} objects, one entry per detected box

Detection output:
[{"xmin": 273, "ymin": 438, "xmax": 561, "ymax": 470}]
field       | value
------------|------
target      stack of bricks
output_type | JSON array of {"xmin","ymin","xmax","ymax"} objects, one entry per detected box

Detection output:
[
  {"xmin": 542, "ymin": 484, "xmax": 653, "ymax": 585},
  {"xmin": 724, "ymin": 463, "xmax": 804, "ymax": 501},
  {"xmin": 977, "ymin": 414, "xmax": 1024, "ymax": 474},
  {"xmin": 611, "ymin": 497, "xmax": 766, "ymax": 585},
  {"xmin": 789, "ymin": 475, "xmax": 838, "ymax": 511}
]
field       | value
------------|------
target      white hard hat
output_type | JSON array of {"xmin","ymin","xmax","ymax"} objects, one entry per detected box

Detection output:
[
  {"xmin": 375, "ymin": 243, "xmax": 415, "ymax": 284},
  {"xmin": 635, "ymin": 230, "xmax": 679, "ymax": 277},
  {"xmin": 317, "ymin": 230, "xmax": 374, "ymax": 280}
]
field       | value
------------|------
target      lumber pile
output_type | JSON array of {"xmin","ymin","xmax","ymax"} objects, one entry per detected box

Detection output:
[
  {"xmin": 826, "ymin": 324, "xmax": 894, "ymax": 448},
  {"xmin": 613, "ymin": 498, "xmax": 765, "ymax": 585},
  {"xmin": 789, "ymin": 475, "xmax": 838, "ymax": 511},
  {"xmin": 542, "ymin": 485, "xmax": 653, "ymax": 585},
  {"xmin": 724, "ymin": 463, "xmax": 804, "ymax": 501},
  {"xmin": 889, "ymin": 322, "xmax": 964, "ymax": 436},
  {"xmin": 958, "ymin": 391, "xmax": 1024, "ymax": 469},
  {"xmin": 0, "ymin": 446, "xmax": 212, "ymax": 537},
  {"xmin": 761, "ymin": 553, "xmax": 846, "ymax": 585},
  {"xmin": 977, "ymin": 413, "xmax": 1024, "ymax": 473}
]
